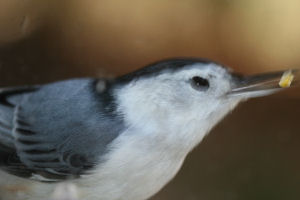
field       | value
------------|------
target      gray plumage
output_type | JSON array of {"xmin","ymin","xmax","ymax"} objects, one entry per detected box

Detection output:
[
  {"xmin": 0, "ymin": 59, "xmax": 210, "ymax": 182},
  {"xmin": 0, "ymin": 78, "xmax": 124, "ymax": 181},
  {"xmin": 0, "ymin": 58, "xmax": 293, "ymax": 200}
]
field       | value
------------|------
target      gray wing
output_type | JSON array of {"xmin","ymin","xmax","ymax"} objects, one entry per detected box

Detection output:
[{"xmin": 0, "ymin": 78, "xmax": 124, "ymax": 181}]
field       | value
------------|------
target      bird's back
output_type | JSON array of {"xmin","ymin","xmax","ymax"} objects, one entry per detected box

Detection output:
[{"xmin": 0, "ymin": 78, "xmax": 124, "ymax": 181}]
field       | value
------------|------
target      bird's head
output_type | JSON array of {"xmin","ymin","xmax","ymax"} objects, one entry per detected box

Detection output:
[{"xmin": 113, "ymin": 59, "xmax": 297, "ymax": 150}]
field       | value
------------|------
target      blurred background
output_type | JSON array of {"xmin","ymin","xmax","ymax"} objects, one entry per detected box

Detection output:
[{"xmin": 0, "ymin": 0, "xmax": 299, "ymax": 199}]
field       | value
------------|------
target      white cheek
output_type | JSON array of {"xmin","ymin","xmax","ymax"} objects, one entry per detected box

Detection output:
[
  {"xmin": 115, "ymin": 71, "xmax": 240, "ymax": 151},
  {"xmin": 116, "ymin": 79, "xmax": 178, "ymax": 127}
]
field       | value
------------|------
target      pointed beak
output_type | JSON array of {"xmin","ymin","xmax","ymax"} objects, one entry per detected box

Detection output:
[{"xmin": 228, "ymin": 69, "xmax": 299, "ymax": 98}]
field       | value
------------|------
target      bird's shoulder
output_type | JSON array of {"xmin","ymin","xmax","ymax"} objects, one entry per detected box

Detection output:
[{"xmin": 0, "ymin": 78, "xmax": 125, "ymax": 182}]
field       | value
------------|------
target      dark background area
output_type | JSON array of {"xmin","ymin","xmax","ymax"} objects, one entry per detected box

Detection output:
[{"xmin": 0, "ymin": 0, "xmax": 299, "ymax": 199}]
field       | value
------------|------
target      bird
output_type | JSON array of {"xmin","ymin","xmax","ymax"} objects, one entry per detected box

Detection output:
[{"xmin": 0, "ymin": 58, "xmax": 297, "ymax": 200}]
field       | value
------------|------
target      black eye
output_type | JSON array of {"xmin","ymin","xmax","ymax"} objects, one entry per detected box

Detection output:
[{"xmin": 191, "ymin": 76, "xmax": 209, "ymax": 91}]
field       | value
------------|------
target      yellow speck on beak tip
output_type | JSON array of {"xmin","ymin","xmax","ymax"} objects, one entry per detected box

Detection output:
[{"xmin": 279, "ymin": 70, "xmax": 294, "ymax": 88}]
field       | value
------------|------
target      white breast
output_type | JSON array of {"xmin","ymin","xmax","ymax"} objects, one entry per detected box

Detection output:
[
  {"xmin": 76, "ymin": 129, "xmax": 188, "ymax": 200},
  {"xmin": 0, "ymin": 129, "xmax": 188, "ymax": 200}
]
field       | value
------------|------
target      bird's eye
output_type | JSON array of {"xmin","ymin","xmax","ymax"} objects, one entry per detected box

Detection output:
[{"xmin": 190, "ymin": 76, "xmax": 209, "ymax": 91}]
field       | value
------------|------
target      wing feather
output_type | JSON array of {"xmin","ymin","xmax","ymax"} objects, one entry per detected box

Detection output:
[{"xmin": 0, "ymin": 79, "xmax": 124, "ymax": 182}]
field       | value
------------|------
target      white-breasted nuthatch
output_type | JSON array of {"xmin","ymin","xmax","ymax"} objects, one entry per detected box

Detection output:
[{"xmin": 0, "ymin": 58, "xmax": 298, "ymax": 200}]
